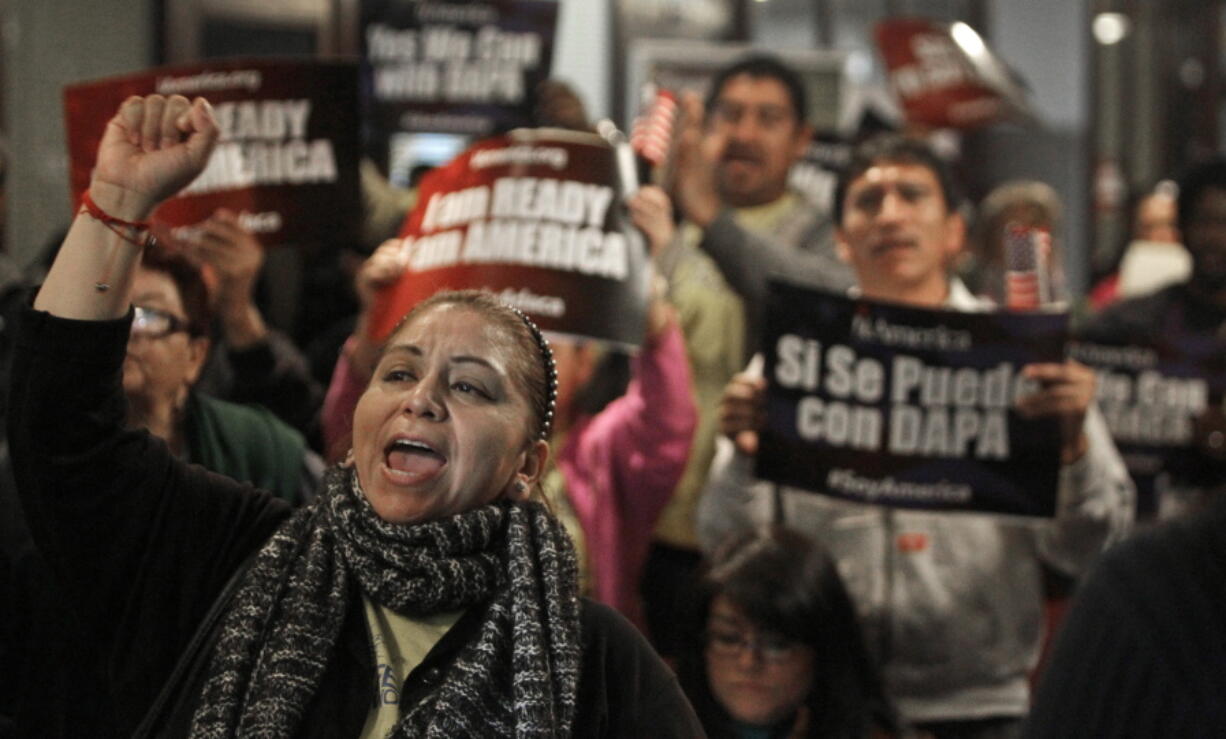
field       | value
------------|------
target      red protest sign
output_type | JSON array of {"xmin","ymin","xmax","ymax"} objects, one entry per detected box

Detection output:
[
  {"xmin": 368, "ymin": 128, "xmax": 650, "ymax": 347},
  {"xmin": 875, "ymin": 18, "xmax": 1034, "ymax": 130},
  {"xmin": 64, "ymin": 57, "xmax": 361, "ymax": 247}
]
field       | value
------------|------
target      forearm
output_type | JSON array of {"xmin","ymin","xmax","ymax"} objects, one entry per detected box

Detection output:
[
  {"xmin": 594, "ymin": 318, "xmax": 695, "ymax": 495},
  {"xmin": 33, "ymin": 182, "xmax": 151, "ymax": 320},
  {"xmin": 699, "ymin": 209, "xmax": 852, "ymax": 316},
  {"xmin": 217, "ymin": 300, "xmax": 268, "ymax": 350},
  {"xmin": 8, "ymin": 305, "xmax": 158, "ymax": 613},
  {"xmin": 695, "ymin": 438, "xmax": 762, "ymax": 554},
  {"xmin": 1040, "ymin": 405, "xmax": 1135, "ymax": 574},
  {"xmin": 321, "ymin": 338, "xmax": 370, "ymax": 457},
  {"xmin": 636, "ymin": 318, "xmax": 696, "ymax": 439}
]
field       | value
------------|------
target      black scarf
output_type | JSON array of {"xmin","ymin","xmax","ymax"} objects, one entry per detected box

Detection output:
[{"xmin": 189, "ymin": 466, "xmax": 581, "ymax": 737}]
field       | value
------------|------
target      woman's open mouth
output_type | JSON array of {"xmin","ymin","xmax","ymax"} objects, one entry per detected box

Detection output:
[{"xmin": 382, "ymin": 438, "xmax": 447, "ymax": 484}]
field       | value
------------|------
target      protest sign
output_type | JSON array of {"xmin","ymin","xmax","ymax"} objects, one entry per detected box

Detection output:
[
  {"xmin": 1069, "ymin": 335, "xmax": 1226, "ymax": 515},
  {"xmin": 875, "ymin": 18, "xmax": 1035, "ymax": 129},
  {"xmin": 757, "ymin": 280, "xmax": 1068, "ymax": 517},
  {"xmin": 64, "ymin": 58, "xmax": 361, "ymax": 247},
  {"xmin": 361, "ymin": 0, "xmax": 559, "ymax": 181},
  {"xmin": 367, "ymin": 128, "xmax": 650, "ymax": 346}
]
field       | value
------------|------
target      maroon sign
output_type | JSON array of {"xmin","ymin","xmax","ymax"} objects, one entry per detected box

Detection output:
[
  {"xmin": 875, "ymin": 18, "xmax": 1032, "ymax": 130},
  {"xmin": 368, "ymin": 128, "xmax": 650, "ymax": 346},
  {"xmin": 64, "ymin": 57, "xmax": 361, "ymax": 247}
]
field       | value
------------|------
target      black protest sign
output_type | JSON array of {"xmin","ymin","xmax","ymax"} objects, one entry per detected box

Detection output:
[
  {"xmin": 1069, "ymin": 335, "xmax": 1226, "ymax": 515},
  {"xmin": 361, "ymin": 0, "xmax": 559, "ymax": 175},
  {"xmin": 757, "ymin": 280, "xmax": 1068, "ymax": 517}
]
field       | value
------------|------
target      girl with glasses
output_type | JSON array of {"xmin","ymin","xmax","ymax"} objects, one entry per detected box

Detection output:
[{"xmin": 681, "ymin": 526, "xmax": 899, "ymax": 739}]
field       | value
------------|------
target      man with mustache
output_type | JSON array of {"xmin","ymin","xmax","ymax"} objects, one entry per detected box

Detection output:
[
  {"xmin": 639, "ymin": 54, "xmax": 854, "ymax": 662},
  {"xmin": 698, "ymin": 134, "xmax": 1134, "ymax": 738}
]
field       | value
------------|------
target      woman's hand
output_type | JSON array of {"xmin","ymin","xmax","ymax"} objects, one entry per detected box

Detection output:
[
  {"xmin": 348, "ymin": 239, "xmax": 411, "ymax": 382},
  {"xmin": 627, "ymin": 185, "xmax": 675, "ymax": 257},
  {"xmin": 90, "ymin": 95, "xmax": 219, "ymax": 222},
  {"xmin": 187, "ymin": 209, "xmax": 268, "ymax": 349},
  {"xmin": 356, "ymin": 238, "xmax": 410, "ymax": 312},
  {"xmin": 35, "ymin": 96, "xmax": 217, "ymax": 320}
]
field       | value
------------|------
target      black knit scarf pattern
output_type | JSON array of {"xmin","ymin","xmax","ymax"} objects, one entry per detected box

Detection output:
[{"xmin": 189, "ymin": 465, "xmax": 582, "ymax": 738}]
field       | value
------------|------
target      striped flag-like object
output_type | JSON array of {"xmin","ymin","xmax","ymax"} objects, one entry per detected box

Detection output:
[
  {"xmin": 629, "ymin": 87, "xmax": 678, "ymax": 166},
  {"xmin": 1004, "ymin": 223, "xmax": 1050, "ymax": 310}
]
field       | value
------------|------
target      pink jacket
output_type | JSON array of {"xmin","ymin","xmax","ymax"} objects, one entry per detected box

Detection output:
[
  {"xmin": 558, "ymin": 321, "xmax": 695, "ymax": 628},
  {"xmin": 321, "ymin": 322, "xmax": 696, "ymax": 629}
]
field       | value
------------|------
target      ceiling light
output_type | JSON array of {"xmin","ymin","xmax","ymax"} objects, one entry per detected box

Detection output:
[{"xmin": 1093, "ymin": 13, "xmax": 1131, "ymax": 45}]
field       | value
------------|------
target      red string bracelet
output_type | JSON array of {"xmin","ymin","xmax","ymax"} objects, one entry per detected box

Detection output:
[
  {"xmin": 77, "ymin": 189, "xmax": 157, "ymax": 292},
  {"xmin": 78, "ymin": 189, "xmax": 153, "ymax": 249}
]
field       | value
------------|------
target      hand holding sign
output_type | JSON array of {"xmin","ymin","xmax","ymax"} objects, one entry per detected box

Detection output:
[
  {"xmin": 1017, "ymin": 360, "xmax": 1094, "ymax": 464},
  {"xmin": 344, "ymin": 238, "xmax": 413, "ymax": 383},
  {"xmin": 719, "ymin": 369, "xmax": 768, "ymax": 457},
  {"xmin": 357, "ymin": 239, "xmax": 410, "ymax": 311},
  {"xmin": 92, "ymin": 95, "xmax": 218, "ymax": 221},
  {"xmin": 190, "ymin": 209, "xmax": 264, "ymax": 300}
]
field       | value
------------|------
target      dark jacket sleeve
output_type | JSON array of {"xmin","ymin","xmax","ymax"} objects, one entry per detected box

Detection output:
[
  {"xmin": 698, "ymin": 208, "xmax": 852, "ymax": 357},
  {"xmin": 574, "ymin": 599, "xmax": 706, "ymax": 738},
  {"xmin": 7, "ymin": 305, "xmax": 290, "ymax": 735}
]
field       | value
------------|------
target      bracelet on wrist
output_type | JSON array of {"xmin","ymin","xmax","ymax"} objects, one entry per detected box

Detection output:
[
  {"xmin": 78, "ymin": 189, "xmax": 155, "ymax": 250},
  {"xmin": 78, "ymin": 189, "xmax": 158, "ymax": 292}
]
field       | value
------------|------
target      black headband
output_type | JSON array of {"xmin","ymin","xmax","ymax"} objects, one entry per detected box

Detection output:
[{"xmin": 507, "ymin": 307, "xmax": 558, "ymax": 440}]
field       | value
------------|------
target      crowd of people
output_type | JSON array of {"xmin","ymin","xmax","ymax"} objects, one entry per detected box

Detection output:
[{"xmin": 1, "ymin": 47, "xmax": 1224, "ymax": 739}]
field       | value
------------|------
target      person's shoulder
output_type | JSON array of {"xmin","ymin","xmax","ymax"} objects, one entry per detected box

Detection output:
[
  {"xmin": 575, "ymin": 599, "xmax": 705, "ymax": 738},
  {"xmin": 1077, "ymin": 283, "xmax": 1184, "ymax": 340},
  {"xmin": 192, "ymin": 392, "xmax": 306, "ymax": 446},
  {"xmin": 1088, "ymin": 494, "xmax": 1226, "ymax": 602},
  {"xmin": 579, "ymin": 598, "xmax": 650, "ymax": 653}
]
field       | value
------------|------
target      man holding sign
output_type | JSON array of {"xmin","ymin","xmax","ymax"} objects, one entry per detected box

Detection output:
[{"xmin": 698, "ymin": 134, "xmax": 1133, "ymax": 737}]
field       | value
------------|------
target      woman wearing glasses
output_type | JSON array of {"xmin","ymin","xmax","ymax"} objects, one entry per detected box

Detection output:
[
  {"xmin": 680, "ymin": 527, "xmax": 899, "ymax": 739},
  {"xmin": 124, "ymin": 240, "xmax": 321, "ymax": 504}
]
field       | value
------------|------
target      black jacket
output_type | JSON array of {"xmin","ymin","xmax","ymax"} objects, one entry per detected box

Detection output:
[
  {"xmin": 1077, "ymin": 282, "xmax": 1226, "ymax": 344},
  {"xmin": 8, "ymin": 305, "xmax": 703, "ymax": 738}
]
